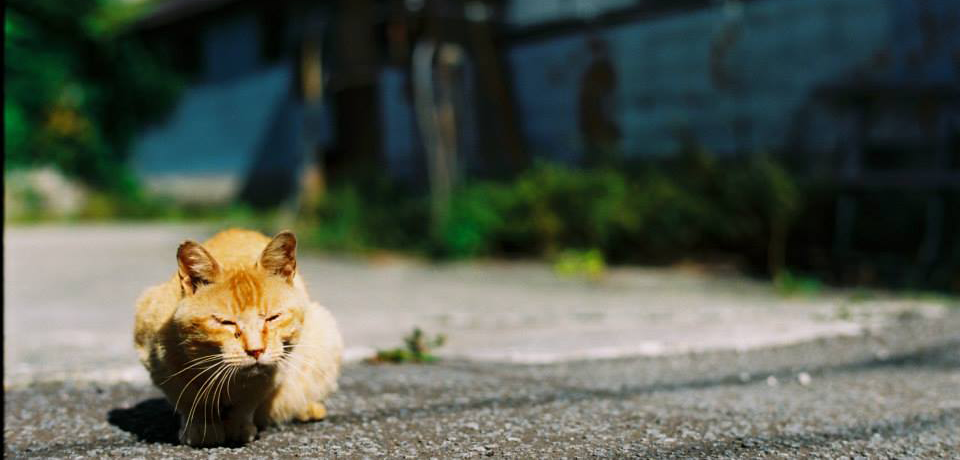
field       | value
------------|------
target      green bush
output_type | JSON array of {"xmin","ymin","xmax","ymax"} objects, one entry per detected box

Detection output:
[
  {"xmin": 608, "ymin": 168, "xmax": 719, "ymax": 261},
  {"xmin": 301, "ymin": 187, "xmax": 371, "ymax": 253},
  {"xmin": 431, "ymin": 155, "xmax": 800, "ymax": 273},
  {"xmin": 510, "ymin": 164, "xmax": 630, "ymax": 255},
  {"xmin": 440, "ymin": 184, "xmax": 512, "ymax": 258},
  {"xmin": 774, "ymin": 269, "xmax": 823, "ymax": 297},
  {"xmin": 299, "ymin": 181, "xmax": 430, "ymax": 255},
  {"xmin": 5, "ymin": 0, "xmax": 181, "ymax": 193},
  {"xmin": 436, "ymin": 164, "xmax": 631, "ymax": 258},
  {"xmin": 294, "ymin": 151, "xmax": 801, "ymax": 277}
]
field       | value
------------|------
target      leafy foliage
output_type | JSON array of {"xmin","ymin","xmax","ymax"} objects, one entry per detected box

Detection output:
[
  {"xmin": 4, "ymin": 0, "xmax": 181, "ymax": 192},
  {"xmin": 298, "ymin": 154, "xmax": 801, "ymax": 276},
  {"xmin": 299, "ymin": 181, "xmax": 429, "ymax": 255},
  {"xmin": 434, "ymin": 155, "xmax": 801, "ymax": 273},
  {"xmin": 774, "ymin": 269, "xmax": 823, "ymax": 297}
]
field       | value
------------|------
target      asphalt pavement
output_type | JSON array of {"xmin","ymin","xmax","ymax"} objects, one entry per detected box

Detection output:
[
  {"xmin": 5, "ymin": 310, "xmax": 960, "ymax": 458},
  {"xmin": 4, "ymin": 224, "xmax": 959, "ymax": 458}
]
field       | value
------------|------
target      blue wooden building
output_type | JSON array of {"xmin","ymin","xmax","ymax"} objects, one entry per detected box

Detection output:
[{"xmin": 131, "ymin": 0, "xmax": 960, "ymax": 206}]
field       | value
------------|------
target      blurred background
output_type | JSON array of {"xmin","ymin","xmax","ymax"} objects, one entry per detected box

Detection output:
[{"xmin": 5, "ymin": 0, "xmax": 960, "ymax": 292}]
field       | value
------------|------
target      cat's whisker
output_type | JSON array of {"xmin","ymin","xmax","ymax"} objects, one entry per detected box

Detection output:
[
  {"xmin": 199, "ymin": 363, "xmax": 232, "ymax": 442},
  {"xmin": 276, "ymin": 357, "xmax": 305, "ymax": 384},
  {"xmin": 213, "ymin": 368, "xmax": 230, "ymax": 427},
  {"xmin": 207, "ymin": 364, "xmax": 228, "ymax": 424},
  {"xmin": 277, "ymin": 353, "xmax": 306, "ymax": 373},
  {"xmin": 278, "ymin": 354, "xmax": 329, "ymax": 403},
  {"xmin": 224, "ymin": 364, "xmax": 239, "ymax": 403},
  {"xmin": 203, "ymin": 363, "xmax": 232, "ymax": 433},
  {"xmin": 185, "ymin": 362, "xmax": 227, "ymax": 440},
  {"xmin": 281, "ymin": 343, "xmax": 328, "ymax": 350},
  {"xmin": 281, "ymin": 344, "xmax": 333, "ymax": 359},
  {"xmin": 278, "ymin": 356, "xmax": 311, "ymax": 381},
  {"xmin": 212, "ymin": 363, "xmax": 234, "ymax": 420},
  {"xmin": 174, "ymin": 362, "xmax": 222, "ymax": 414},
  {"xmin": 277, "ymin": 359, "xmax": 310, "ymax": 408},
  {"xmin": 160, "ymin": 355, "xmax": 222, "ymax": 385},
  {"xmin": 280, "ymin": 345, "xmax": 323, "ymax": 358},
  {"xmin": 279, "ymin": 360, "xmax": 320, "ymax": 384},
  {"xmin": 183, "ymin": 353, "xmax": 221, "ymax": 364},
  {"xmin": 281, "ymin": 351, "xmax": 328, "ymax": 379},
  {"xmin": 185, "ymin": 364, "xmax": 218, "ymax": 439},
  {"xmin": 215, "ymin": 367, "xmax": 228, "ymax": 413}
]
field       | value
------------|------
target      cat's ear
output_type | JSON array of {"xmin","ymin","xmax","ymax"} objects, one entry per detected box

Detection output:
[
  {"xmin": 177, "ymin": 241, "xmax": 221, "ymax": 295},
  {"xmin": 259, "ymin": 231, "xmax": 297, "ymax": 284}
]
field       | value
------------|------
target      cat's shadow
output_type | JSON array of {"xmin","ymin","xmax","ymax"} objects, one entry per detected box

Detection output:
[{"xmin": 107, "ymin": 398, "xmax": 180, "ymax": 445}]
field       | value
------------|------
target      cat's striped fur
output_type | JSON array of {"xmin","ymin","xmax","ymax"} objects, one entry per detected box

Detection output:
[{"xmin": 134, "ymin": 229, "xmax": 342, "ymax": 446}]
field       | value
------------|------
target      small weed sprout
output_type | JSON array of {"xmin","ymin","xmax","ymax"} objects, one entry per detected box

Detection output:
[
  {"xmin": 368, "ymin": 327, "xmax": 447, "ymax": 364},
  {"xmin": 553, "ymin": 249, "xmax": 606, "ymax": 282}
]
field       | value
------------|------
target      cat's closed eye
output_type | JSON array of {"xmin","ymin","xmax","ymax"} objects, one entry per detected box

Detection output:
[
  {"xmin": 213, "ymin": 316, "xmax": 236, "ymax": 326},
  {"xmin": 266, "ymin": 313, "xmax": 281, "ymax": 322}
]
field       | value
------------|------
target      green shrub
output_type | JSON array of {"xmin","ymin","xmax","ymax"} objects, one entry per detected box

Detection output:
[
  {"xmin": 5, "ymin": 0, "xmax": 181, "ymax": 193},
  {"xmin": 436, "ymin": 164, "xmax": 632, "ymax": 258},
  {"xmin": 609, "ymin": 168, "xmax": 719, "ymax": 261},
  {"xmin": 774, "ymin": 269, "xmax": 823, "ymax": 297},
  {"xmin": 440, "ymin": 184, "xmax": 512, "ymax": 258},
  {"xmin": 298, "ymin": 180, "xmax": 430, "ymax": 255},
  {"xmin": 711, "ymin": 156, "xmax": 801, "ymax": 273},
  {"xmin": 302, "ymin": 187, "xmax": 371, "ymax": 253},
  {"xmin": 294, "ymin": 153, "xmax": 802, "ymax": 279},
  {"xmin": 511, "ymin": 164, "xmax": 629, "ymax": 255}
]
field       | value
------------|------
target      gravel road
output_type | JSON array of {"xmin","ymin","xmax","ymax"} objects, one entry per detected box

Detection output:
[{"xmin": 6, "ymin": 310, "xmax": 959, "ymax": 458}]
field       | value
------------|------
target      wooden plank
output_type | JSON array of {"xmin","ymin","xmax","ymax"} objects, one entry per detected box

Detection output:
[{"xmin": 836, "ymin": 172, "xmax": 960, "ymax": 191}]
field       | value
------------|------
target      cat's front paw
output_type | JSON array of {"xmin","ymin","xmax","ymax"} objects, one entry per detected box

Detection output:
[
  {"xmin": 224, "ymin": 422, "xmax": 258, "ymax": 445},
  {"xmin": 179, "ymin": 420, "xmax": 225, "ymax": 447},
  {"xmin": 294, "ymin": 402, "xmax": 327, "ymax": 422}
]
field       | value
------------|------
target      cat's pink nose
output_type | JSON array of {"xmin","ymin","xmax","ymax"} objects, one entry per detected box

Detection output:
[{"xmin": 246, "ymin": 348, "xmax": 264, "ymax": 359}]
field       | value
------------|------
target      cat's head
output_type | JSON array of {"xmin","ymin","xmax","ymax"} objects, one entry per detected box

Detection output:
[{"xmin": 171, "ymin": 231, "xmax": 306, "ymax": 371}]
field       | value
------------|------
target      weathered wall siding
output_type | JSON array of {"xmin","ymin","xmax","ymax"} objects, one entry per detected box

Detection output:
[
  {"xmin": 508, "ymin": 33, "xmax": 593, "ymax": 161},
  {"xmin": 506, "ymin": 0, "xmax": 636, "ymax": 27},
  {"xmin": 381, "ymin": 68, "xmax": 421, "ymax": 181},
  {"xmin": 202, "ymin": 12, "xmax": 262, "ymax": 82},
  {"xmin": 239, "ymin": 95, "xmax": 306, "ymax": 206},
  {"xmin": 883, "ymin": 0, "xmax": 960, "ymax": 85},
  {"xmin": 133, "ymin": 64, "xmax": 293, "ymax": 176},
  {"xmin": 508, "ymin": 0, "xmax": 899, "ymax": 160},
  {"xmin": 612, "ymin": 6, "xmax": 728, "ymax": 156}
]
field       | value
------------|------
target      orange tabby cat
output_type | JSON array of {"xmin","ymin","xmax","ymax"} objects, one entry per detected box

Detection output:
[{"xmin": 134, "ymin": 229, "xmax": 342, "ymax": 446}]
